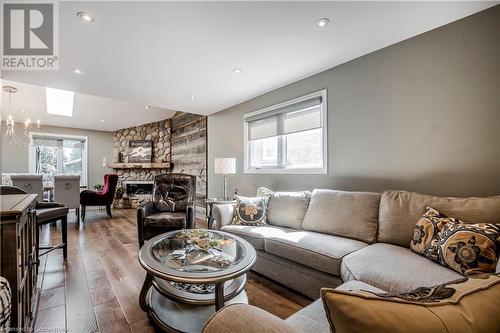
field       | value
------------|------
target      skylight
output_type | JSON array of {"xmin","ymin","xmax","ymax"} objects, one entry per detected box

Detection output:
[{"xmin": 46, "ymin": 87, "xmax": 74, "ymax": 117}]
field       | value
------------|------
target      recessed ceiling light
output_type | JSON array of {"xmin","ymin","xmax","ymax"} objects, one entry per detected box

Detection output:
[
  {"xmin": 72, "ymin": 68, "xmax": 84, "ymax": 75},
  {"xmin": 100, "ymin": 119, "xmax": 105, "ymax": 122},
  {"xmin": 189, "ymin": 95, "xmax": 196, "ymax": 100},
  {"xmin": 314, "ymin": 18, "xmax": 330, "ymax": 29},
  {"xmin": 145, "ymin": 106, "xmax": 151, "ymax": 110},
  {"xmin": 77, "ymin": 12, "xmax": 94, "ymax": 23},
  {"xmin": 232, "ymin": 68, "xmax": 242, "ymax": 74}
]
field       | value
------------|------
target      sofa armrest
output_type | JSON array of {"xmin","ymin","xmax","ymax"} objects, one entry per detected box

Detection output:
[
  {"xmin": 212, "ymin": 203, "xmax": 235, "ymax": 229},
  {"xmin": 138, "ymin": 201, "xmax": 155, "ymax": 218},
  {"xmin": 202, "ymin": 304, "xmax": 298, "ymax": 333}
]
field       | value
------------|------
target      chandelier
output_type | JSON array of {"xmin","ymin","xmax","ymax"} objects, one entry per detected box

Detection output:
[{"xmin": 1, "ymin": 85, "xmax": 41, "ymax": 146}]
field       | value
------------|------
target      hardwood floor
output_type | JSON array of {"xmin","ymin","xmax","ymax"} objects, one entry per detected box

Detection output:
[{"xmin": 35, "ymin": 208, "xmax": 311, "ymax": 332}]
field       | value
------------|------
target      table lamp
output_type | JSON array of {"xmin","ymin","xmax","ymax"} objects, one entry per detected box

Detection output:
[{"xmin": 214, "ymin": 158, "xmax": 236, "ymax": 200}]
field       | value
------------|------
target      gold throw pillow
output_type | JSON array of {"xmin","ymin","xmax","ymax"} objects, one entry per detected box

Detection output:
[{"xmin": 321, "ymin": 275, "xmax": 500, "ymax": 333}]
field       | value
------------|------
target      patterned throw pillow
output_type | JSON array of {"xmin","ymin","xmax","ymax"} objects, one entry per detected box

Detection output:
[
  {"xmin": 411, "ymin": 207, "xmax": 500, "ymax": 276},
  {"xmin": 438, "ymin": 222, "xmax": 500, "ymax": 276},
  {"xmin": 410, "ymin": 207, "xmax": 460, "ymax": 261},
  {"xmin": 231, "ymin": 196, "xmax": 270, "ymax": 226}
]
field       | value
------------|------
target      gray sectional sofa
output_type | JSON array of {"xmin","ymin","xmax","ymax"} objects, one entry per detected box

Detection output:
[
  {"xmin": 207, "ymin": 189, "xmax": 500, "ymax": 332},
  {"xmin": 213, "ymin": 189, "xmax": 500, "ymax": 297}
]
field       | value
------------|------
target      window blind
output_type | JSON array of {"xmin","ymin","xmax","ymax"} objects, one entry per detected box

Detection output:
[
  {"xmin": 246, "ymin": 96, "xmax": 322, "ymax": 141},
  {"xmin": 32, "ymin": 136, "xmax": 85, "ymax": 148}
]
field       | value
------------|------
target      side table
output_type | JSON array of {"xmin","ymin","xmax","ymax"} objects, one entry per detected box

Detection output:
[{"xmin": 205, "ymin": 199, "xmax": 236, "ymax": 229}]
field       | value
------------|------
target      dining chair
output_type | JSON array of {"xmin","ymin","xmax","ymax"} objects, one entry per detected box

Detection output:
[
  {"xmin": 53, "ymin": 175, "xmax": 81, "ymax": 219},
  {"xmin": 10, "ymin": 174, "xmax": 44, "ymax": 202}
]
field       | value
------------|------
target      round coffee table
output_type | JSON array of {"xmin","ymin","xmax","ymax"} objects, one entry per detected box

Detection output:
[{"xmin": 138, "ymin": 229, "xmax": 257, "ymax": 332}]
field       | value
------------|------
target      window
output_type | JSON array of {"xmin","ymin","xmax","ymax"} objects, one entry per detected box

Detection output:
[
  {"xmin": 244, "ymin": 90, "xmax": 327, "ymax": 173},
  {"xmin": 45, "ymin": 87, "xmax": 74, "ymax": 117},
  {"xmin": 29, "ymin": 133, "xmax": 87, "ymax": 185}
]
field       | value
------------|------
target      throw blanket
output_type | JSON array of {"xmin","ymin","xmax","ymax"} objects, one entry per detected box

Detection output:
[{"xmin": 0, "ymin": 277, "xmax": 11, "ymax": 331}]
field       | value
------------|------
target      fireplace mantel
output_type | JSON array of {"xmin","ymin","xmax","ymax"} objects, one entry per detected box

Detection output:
[{"xmin": 108, "ymin": 162, "xmax": 172, "ymax": 169}]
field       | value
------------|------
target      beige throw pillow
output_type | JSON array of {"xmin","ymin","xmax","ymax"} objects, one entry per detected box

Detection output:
[{"xmin": 257, "ymin": 187, "xmax": 311, "ymax": 229}]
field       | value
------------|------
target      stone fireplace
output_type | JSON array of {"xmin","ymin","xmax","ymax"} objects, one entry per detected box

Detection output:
[{"xmin": 111, "ymin": 112, "xmax": 207, "ymax": 214}]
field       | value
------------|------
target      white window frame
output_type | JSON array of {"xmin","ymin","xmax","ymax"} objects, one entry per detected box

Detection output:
[
  {"xmin": 244, "ymin": 89, "xmax": 328, "ymax": 174},
  {"xmin": 28, "ymin": 132, "xmax": 89, "ymax": 186}
]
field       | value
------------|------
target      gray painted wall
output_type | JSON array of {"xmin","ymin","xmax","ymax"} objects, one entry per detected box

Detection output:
[
  {"xmin": 1, "ymin": 123, "xmax": 113, "ymax": 187},
  {"xmin": 208, "ymin": 6, "xmax": 500, "ymax": 198}
]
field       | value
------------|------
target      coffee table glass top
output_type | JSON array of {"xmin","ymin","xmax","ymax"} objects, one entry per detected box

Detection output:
[
  {"xmin": 139, "ymin": 229, "xmax": 256, "ymax": 284},
  {"xmin": 152, "ymin": 229, "xmax": 242, "ymax": 272}
]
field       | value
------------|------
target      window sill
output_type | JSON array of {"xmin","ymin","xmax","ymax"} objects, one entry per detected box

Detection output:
[{"xmin": 244, "ymin": 168, "xmax": 327, "ymax": 175}]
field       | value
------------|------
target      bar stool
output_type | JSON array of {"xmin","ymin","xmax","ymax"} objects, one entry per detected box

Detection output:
[{"xmin": 0, "ymin": 186, "xmax": 69, "ymax": 260}]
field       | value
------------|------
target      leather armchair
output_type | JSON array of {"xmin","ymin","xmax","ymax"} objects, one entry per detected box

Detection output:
[{"xmin": 137, "ymin": 173, "xmax": 196, "ymax": 247}]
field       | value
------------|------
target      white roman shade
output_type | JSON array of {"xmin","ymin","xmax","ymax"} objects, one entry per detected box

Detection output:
[
  {"xmin": 32, "ymin": 136, "xmax": 84, "ymax": 148},
  {"xmin": 243, "ymin": 89, "xmax": 327, "ymax": 174},
  {"xmin": 245, "ymin": 96, "xmax": 322, "ymax": 141}
]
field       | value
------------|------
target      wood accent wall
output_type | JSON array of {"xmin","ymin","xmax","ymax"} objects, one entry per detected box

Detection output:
[{"xmin": 171, "ymin": 112, "xmax": 207, "ymax": 217}]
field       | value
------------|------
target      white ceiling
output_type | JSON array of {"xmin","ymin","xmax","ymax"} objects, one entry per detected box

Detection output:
[
  {"xmin": 1, "ymin": 1, "xmax": 497, "ymax": 118},
  {"xmin": 0, "ymin": 79, "xmax": 176, "ymax": 131}
]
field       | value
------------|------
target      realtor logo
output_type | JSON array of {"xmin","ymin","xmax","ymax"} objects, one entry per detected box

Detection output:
[{"xmin": 1, "ymin": 2, "xmax": 59, "ymax": 70}]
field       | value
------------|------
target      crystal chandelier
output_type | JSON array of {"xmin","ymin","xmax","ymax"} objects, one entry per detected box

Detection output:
[{"xmin": 1, "ymin": 85, "xmax": 41, "ymax": 146}]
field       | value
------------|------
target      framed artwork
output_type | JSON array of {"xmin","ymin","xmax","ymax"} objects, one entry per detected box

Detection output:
[{"xmin": 128, "ymin": 140, "xmax": 152, "ymax": 163}]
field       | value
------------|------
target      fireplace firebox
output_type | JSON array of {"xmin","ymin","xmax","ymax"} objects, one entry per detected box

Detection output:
[{"xmin": 123, "ymin": 181, "xmax": 154, "ymax": 197}]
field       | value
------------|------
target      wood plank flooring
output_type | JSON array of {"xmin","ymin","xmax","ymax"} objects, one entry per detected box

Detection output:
[{"xmin": 35, "ymin": 208, "xmax": 311, "ymax": 332}]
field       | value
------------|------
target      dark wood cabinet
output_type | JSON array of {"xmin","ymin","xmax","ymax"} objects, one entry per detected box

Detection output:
[{"xmin": 0, "ymin": 194, "xmax": 39, "ymax": 331}]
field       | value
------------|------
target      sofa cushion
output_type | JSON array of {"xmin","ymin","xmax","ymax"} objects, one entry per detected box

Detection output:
[
  {"xmin": 378, "ymin": 190, "xmax": 500, "ymax": 247},
  {"xmin": 341, "ymin": 243, "xmax": 463, "ymax": 294},
  {"xmin": 301, "ymin": 190, "xmax": 380, "ymax": 243},
  {"xmin": 265, "ymin": 231, "xmax": 368, "ymax": 276},
  {"xmin": 321, "ymin": 274, "xmax": 500, "ymax": 333},
  {"xmin": 285, "ymin": 299, "xmax": 328, "ymax": 333},
  {"xmin": 285, "ymin": 282, "xmax": 384, "ymax": 333},
  {"xmin": 335, "ymin": 280, "xmax": 386, "ymax": 293},
  {"xmin": 220, "ymin": 225, "xmax": 296, "ymax": 251},
  {"xmin": 257, "ymin": 187, "xmax": 311, "ymax": 229}
]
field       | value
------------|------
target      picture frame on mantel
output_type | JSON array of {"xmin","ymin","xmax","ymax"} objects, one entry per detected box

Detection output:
[{"xmin": 128, "ymin": 140, "xmax": 152, "ymax": 163}]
